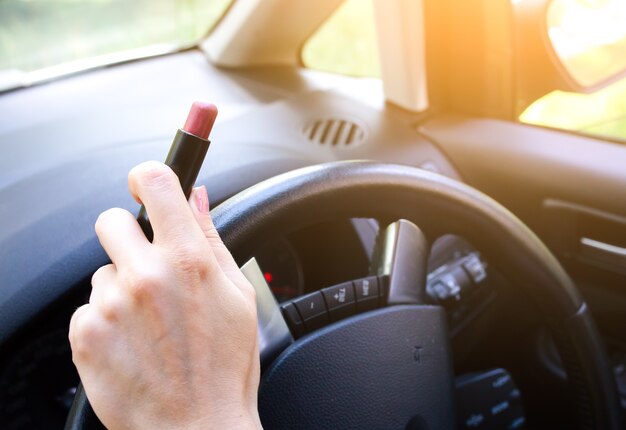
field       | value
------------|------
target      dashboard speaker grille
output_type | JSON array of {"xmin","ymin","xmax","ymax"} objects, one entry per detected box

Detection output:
[{"xmin": 303, "ymin": 118, "xmax": 366, "ymax": 147}]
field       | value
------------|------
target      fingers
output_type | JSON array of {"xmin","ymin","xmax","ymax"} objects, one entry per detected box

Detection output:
[
  {"xmin": 188, "ymin": 187, "xmax": 247, "ymax": 285},
  {"xmin": 95, "ymin": 208, "xmax": 150, "ymax": 267},
  {"xmin": 90, "ymin": 264, "xmax": 117, "ymax": 304},
  {"xmin": 69, "ymin": 303, "xmax": 90, "ymax": 353},
  {"xmin": 128, "ymin": 161, "xmax": 203, "ymax": 245},
  {"xmin": 69, "ymin": 303, "xmax": 108, "ymax": 365}
]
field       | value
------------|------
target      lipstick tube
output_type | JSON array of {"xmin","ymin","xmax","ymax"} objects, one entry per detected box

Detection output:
[{"xmin": 137, "ymin": 103, "xmax": 216, "ymax": 241}]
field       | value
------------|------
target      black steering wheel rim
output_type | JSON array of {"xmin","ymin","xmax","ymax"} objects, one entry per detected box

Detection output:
[{"xmin": 66, "ymin": 160, "xmax": 622, "ymax": 429}]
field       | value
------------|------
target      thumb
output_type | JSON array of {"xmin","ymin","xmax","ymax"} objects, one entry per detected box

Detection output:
[{"xmin": 188, "ymin": 186, "xmax": 249, "ymax": 284}]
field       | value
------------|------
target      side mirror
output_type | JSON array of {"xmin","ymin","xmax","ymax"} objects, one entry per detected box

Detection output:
[
  {"xmin": 514, "ymin": 0, "xmax": 626, "ymax": 110},
  {"xmin": 545, "ymin": 0, "xmax": 626, "ymax": 90}
]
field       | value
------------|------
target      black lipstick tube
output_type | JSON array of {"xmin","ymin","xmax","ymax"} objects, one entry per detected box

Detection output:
[{"xmin": 136, "ymin": 129, "xmax": 210, "ymax": 241}]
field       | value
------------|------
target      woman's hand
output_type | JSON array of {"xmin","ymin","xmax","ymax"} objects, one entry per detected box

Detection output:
[{"xmin": 69, "ymin": 161, "xmax": 262, "ymax": 429}]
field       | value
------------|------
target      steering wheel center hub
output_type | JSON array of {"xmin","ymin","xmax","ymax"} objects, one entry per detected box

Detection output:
[{"xmin": 258, "ymin": 305, "xmax": 455, "ymax": 430}]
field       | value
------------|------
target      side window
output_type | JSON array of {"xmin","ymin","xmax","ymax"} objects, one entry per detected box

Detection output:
[
  {"xmin": 519, "ymin": 0, "xmax": 626, "ymax": 142},
  {"xmin": 301, "ymin": 0, "xmax": 380, "ymax": 78}
]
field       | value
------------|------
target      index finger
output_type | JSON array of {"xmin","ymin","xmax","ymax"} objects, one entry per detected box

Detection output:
[{"xmin": 128, "ymin": 161, "xmax": 204, "ymax": 245}]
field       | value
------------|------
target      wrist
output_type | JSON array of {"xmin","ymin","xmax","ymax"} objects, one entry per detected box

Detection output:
[{"xmin": 189, "ymin": 402, "xmax": 263, "ymax": 430}]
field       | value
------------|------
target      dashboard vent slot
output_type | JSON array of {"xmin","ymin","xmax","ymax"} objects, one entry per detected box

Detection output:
[{"xmin": 303, "ymin": 118, "xmax": 366, "ymax": 147}]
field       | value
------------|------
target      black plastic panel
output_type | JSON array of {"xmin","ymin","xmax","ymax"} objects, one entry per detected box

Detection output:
[{"xmin": 259, "ymin": 305, "xmax": 455, "ymax": 430}]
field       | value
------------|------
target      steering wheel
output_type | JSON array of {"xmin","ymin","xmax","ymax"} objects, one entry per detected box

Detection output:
[{"xmin": 66, "ymin": 161, "xmax": 621, "ymax": 429}]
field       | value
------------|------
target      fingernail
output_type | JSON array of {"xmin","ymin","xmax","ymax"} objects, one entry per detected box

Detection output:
[{"xmin": 195, "ymin": 186, "xmax": 209, "ymax": 213}]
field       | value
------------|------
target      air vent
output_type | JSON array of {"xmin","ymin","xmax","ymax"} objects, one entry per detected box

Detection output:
[{"xmin": 303, "ymin": 118, "xmax": 366, "ymax": 147}]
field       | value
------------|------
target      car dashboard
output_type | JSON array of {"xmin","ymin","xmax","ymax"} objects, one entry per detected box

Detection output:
[{"xmin": 0, "ymin": 49, "xmax": 459, "ymax": 344}]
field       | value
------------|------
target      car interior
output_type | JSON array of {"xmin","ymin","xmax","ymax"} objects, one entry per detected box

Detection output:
[{"xmin": 1, "ymin": 0, "xmax": 625, "ymax": 429}]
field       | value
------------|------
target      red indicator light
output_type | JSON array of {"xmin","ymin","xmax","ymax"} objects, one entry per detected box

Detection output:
[{"xmin": 264, "ymin": 272, "xmax": 273, "ymax": 283}]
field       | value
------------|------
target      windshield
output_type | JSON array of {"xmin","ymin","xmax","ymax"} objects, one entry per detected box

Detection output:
[{"xmin": 0, "ymin": 0, "xmax": 233, "ymax": 91}]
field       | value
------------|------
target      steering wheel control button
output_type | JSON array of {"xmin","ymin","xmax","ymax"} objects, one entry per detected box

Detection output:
[
  {"xmin": 322, "ymin": 282, "xmax": 356, "ymax": 322},
  {"xmin": 463, "ymin": 254, "xmax": 487, "ymax": 284},
  {"xmin": 490, "ymin": 400, "xmax": 509, "ymax": 416},
  {"xmin": 280, "ymin": 302, "xmax": 306, "ymax": 339},
  {"xmin": 353, "ymin": 277, "xmax": 379, "ymax": 312},
  {"xmin": 491, "ymin": 373, "xmax": 511, "ymax": 389},
  {"xmin": 456, "ymin": 369, "xmax": 525, "ymax": 430},
  {"xmin": 293, "ymin": 292, "xmax": 329, "ymax": 331},
  {"xmin": 427, "ymin": 264, "xmax": 473, "ymax": 305},
  {"xmin": 440, "ymin": 272, "xmax": 462, "ymax": 298},
  {"xmin": 464, "ymin": 414, "xmax": 485, "ymax": 428},
  {"xmin": 430, "ymin": 281, "xmax": 450, "ymax": 301},
  {"xmin": 429, "ymin": 275, "xmax": 461, "ymax": 304},
  {"xmin": 507, "ymin": 417, "xmax": 526, "ymax": 429}
]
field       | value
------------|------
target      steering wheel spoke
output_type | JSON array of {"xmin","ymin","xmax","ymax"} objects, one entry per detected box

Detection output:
[
  {"xmin": 240, "ymin": 258, "xmax": 294, "ymax": 368},
  {"xmin": 370, "ymin": 219, "xmax": 431, "ymax": 305}
]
